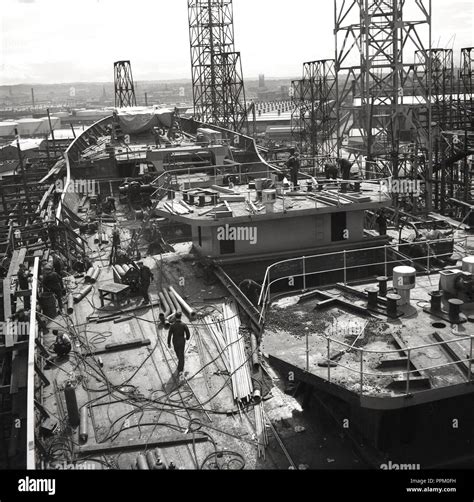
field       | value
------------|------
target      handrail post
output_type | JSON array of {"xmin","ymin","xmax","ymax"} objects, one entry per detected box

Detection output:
[
  {"xmin": 359, "ymin": 350, "xmax": 364, "ymax": 396},
  {"xmin": 406, "ymin": 349, "xmax": 411, "ymax": 396},
  {"xmin": 343, "ymin": 251, "xmax": 347, "ymax": 285},
  {"xmin": 267, "ymin": 269, "xmax": 271, "ymax": 306},
  {"xmin": 327, "ymin": 338, "xmax": 331, "ymax": 382},
  {"xmin": 306, "ymin": 328, "xmax": 309, "ymax": 371},
  {"xmin": 302, "ymin": 256, "xmax": 306, "ymax": 292},
  {"xmin": 468, "ymin": 337, "xmax": 473, "ymax": 383}
]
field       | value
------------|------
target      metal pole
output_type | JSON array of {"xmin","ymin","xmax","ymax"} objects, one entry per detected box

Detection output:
[
  {"xmin": 47, "ymin": 108, "xmax": 57, "ymax": 158},
  {"xmin": 427, "ymin": 244, "xmax": 430, "ymax": 272},
  {"xmin": 302, "ymin": 256, "xmax": 306, "ymax": 292},
  {"xmin": 327, "ymin": 338, "xmax": 331, "ymax": 382},
  {"xmin": 384, "ymin": 245, "xmax": 388, "ymax": 277},
  {"xmin": 343, "ymin": 251, "xmax": 347, "ymax": 285},
  {"xmin": 14, "ymin": 128, "xmax": 33, "ymax": 217},
  {"xmin": 360, "ymin": 351, "xmax": 364, "ymax": 396},
  {"xmin": 267, "ymin": 269, "xmax": 271, "ymax": 306},
  {"xmin": 306, "ymin": 329, "xmax": 309, "ymax": 371}
]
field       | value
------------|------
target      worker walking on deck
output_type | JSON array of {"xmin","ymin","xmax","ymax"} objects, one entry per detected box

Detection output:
[
  {"xmin": 138, "ymin": 261, "xmax": 154, "ymax": 304},
  {"xmin": 42, "ymin": 264, "xmax": 64, "ymax": 313},
  {"xmin": 167, "ymin": 312, "xmax": 190, "ymax": 378}
]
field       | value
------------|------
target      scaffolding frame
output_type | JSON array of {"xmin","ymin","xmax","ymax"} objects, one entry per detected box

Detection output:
[
  {"xmin": 334, "ymin": 0, "xmax": 432, "ymax": 209},
  {"xmin": 188, "ymin": 0, "xmax": 248, "ymax": 133},
  {"xmin": 114, "ymin": 60, "xmax": 137, "ymax": 108},
  {"xmin": 459, "ymin": 47, "xmax": 474, "ymax": 131}
]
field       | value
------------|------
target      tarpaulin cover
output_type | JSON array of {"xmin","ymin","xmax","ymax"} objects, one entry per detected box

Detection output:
[{"xmin": 116, "ymin": 106, "xmax": 175, "ymax": 134}]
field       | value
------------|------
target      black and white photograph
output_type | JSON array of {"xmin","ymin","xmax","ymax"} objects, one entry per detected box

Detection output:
[{"xmin": 0, "ymin": 0, "xmax": 474, "ymax": 498}]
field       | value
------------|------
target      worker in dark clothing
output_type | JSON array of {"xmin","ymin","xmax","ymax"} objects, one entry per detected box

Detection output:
[
  {"xmin": 47, "ymin": 221, "xmax": 58, "ymax": 250},
  {"xmin": 137, "ymin": 261, "xmax": 154, "ymax": 304},
  {"xmin": 52, "ymin": 330, "xmax": 71, "ymax": 358},
  {"xmin": 109, "ymin": 226, "xmax": 121, "ymax": 266},
  {"xmin": 45, "ymin": 330, "xmax": 72, "ymax": 368},
  {"xmin": 17, "ymin": 263, "xmax": 31, "ymax": 310},
  {"xmin": 51, "ymin": 253, "xmax": 64, "ymax": 276},
  {"xmin": 375, "ymin": 210, "xmax": 388, "ymax": 236},
  {"xmin": 285, "ymin": 148, "xmax": 301, "ymax": 189},
  {"xmin": 153, "ymin": 128, "xmax": 161, "ymax": 148},
  {"xmin": 337, "ymin": 157, "xmax": 353, "ymax": 192},
  {"xmin": 42, "ymin": 264, "xmax": 64, "ymax": 313},
  {"xmin": 325, "ymin": 162, "xmax": 338, "ymax": 180},
  {"xmin": 167, "ymin": 312, "xmax": 190, "ymax": 377}
]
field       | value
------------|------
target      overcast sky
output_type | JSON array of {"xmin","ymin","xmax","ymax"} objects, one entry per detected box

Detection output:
[{"xmin": 0, "ymin": 0, "xmax": 473, "ymax": 85}]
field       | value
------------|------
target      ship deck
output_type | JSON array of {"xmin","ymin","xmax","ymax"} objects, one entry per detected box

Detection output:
[
  {"xmin": 156, "ymin": 182, "xmax": 391, "ymax": 224},
  {"xmin": 262, "ymin": 267, "xmax": 474, "ymax": 410},
  {"xmin": 37, "ymin": 202, "xmax": 366, "ymax": 470}
]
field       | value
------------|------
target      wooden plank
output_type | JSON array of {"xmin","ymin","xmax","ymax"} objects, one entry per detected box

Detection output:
[
  {"xmin": 6, "ymin": 250, "xmax": 19, "ymax": 277},
  {"xmin": 16, "ymin": 248, "xmax": 27, "ymax": 270},
  {"xmin": 76, "ymin": 433, "xmax": 208, "ymax": 456}
]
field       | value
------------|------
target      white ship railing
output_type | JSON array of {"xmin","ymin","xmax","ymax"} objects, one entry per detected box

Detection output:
[
  {"xmin": 258, "ymin": 236, "xmax": 469, "ymax": 322},
  {"xmin": 317, "ymin": 332, "xmax": 474, "ymax": 398}
]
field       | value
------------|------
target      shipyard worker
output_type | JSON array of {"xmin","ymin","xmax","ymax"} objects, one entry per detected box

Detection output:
[
  {"xmin": 375, "ymin": 210, "xmax": 388, "ymax": 236},
  {"xmin": 337, "ymin": 157, "xmax": 353, "ymax": 180},
  {"xmin": 137, "ymin": 261, "xmax": 154, "ymax": 305},
  {"xmin": 286, "ymin": 148, "xmax": 301, "ymax": 189},
  {"xmin": 47, "ymin": 220, "xmax": 58, "ymax": 250},
  {"xmin": 153, "ymin": 127, "xmax": 161, "ymax": 148},
  {"xmin": 167, "ymin": 312, "xmax": 190, "ymax": 378},
  {"xmin": 325, "ymin": 162, "xmax": 338, "ymax": 180},
  {"xmin": 17, "ymin": 263, "xmax": 32, "ymax": 310},
  {"xmin": 51, "ymin": 330, "xmax": 72, "ymax": 360},
  {"xmin": 51, "ymin": 252, "xmax": 64, "ymax": 276},
  {"xmin": 42, "ymin": 264, "xmax": 64, "ymax": 313}
]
